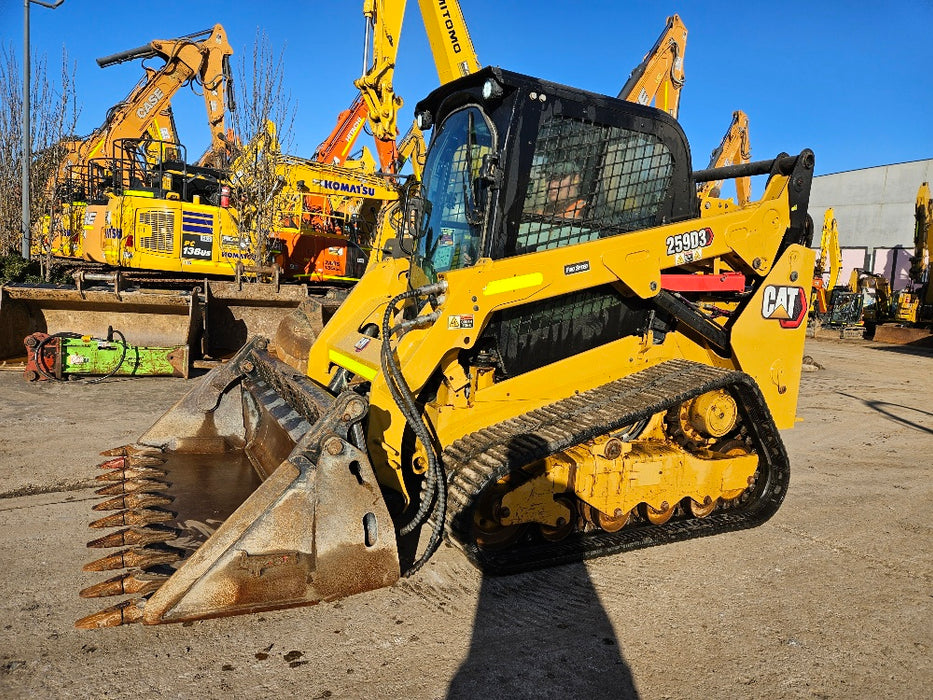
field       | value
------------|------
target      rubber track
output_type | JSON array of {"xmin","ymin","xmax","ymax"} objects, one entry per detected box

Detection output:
[{"xmin": 443, "ymin": 358, "xmax": 790, "ymax": 575}]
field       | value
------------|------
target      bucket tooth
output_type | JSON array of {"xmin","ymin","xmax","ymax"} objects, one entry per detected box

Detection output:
[
  {"xmin": 100, "ymin": 445, "xmax": 163, "ymax": 458},
  {"xmin": 83, "ymin": 544, "xmax": 182, "ymax": 572},
  {"xmin": 92, "ymin": 493, "xmax": 173, "ymax": 512},
  {"xmin": 89, "ymin": 508, "xmax": 175, "ymax": 529},
  {"xmin": 75, "ymin": 598, "xmax": 146, "ymax": 629},
  {"xmin": 94, "ymin": 479, "xmax": 169, "ymax": 497},
  {"xmin": 79, "ymin": 570, "xmax": 169, "ymax": 598},
  {"xmin": 95, "ymin": 467, "xmax": 167, "ymax": 482},
  {"xmin": 97, "ymin": 455, "xmax": 166, "ymax": 470},
  {"xmin": 87, "ymin": 526, "xmax": 177, "ymax": 549}
]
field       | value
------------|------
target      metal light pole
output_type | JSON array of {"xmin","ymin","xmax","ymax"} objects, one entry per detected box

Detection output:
[{"xmin": 21, "ymin": 0, "xmax": 65, "ymax": 260}]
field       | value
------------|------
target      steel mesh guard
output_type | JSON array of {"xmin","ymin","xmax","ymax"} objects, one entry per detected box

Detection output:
[{"xmin": 515, "ymin": 116, "xmax": 674, "ymax": 255}]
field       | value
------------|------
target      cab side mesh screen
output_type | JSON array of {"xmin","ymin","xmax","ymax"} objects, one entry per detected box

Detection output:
[{"xmin": 514, "ymin": 116, "xmax": 674, "ymax": 255}]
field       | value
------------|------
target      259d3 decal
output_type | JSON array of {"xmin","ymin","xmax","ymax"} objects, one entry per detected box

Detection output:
[{"xmin": 666, "ymin": 227, "xmax": 713, "ymax": 264}]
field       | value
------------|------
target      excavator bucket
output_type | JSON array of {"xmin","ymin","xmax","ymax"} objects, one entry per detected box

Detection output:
[
  {"xmin": 0, "ymin": 279, "xmax": 315, "ymax": 366},
  {"xmin": 76, "ymin": 337, "xmax": 398, "ymax": 628},
  {"xmin": 0, "ymin": 283, "xmax": 201, "ymax": 363}
]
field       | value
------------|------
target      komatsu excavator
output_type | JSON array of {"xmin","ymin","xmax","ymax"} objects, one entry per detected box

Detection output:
[
  {"xmin": 75, "ymin": 65, "xmax": 815, "ymax": 628},
  {"xmin": 40, "ymin": 25, "xmax": 234, "ymax": 259}
]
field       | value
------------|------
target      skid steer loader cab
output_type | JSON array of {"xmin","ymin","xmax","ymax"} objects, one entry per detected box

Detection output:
[
  {"xmin": 412, "ymin": 68, "xmax": 697, "ymax": 286},
  {"xmin": 76, "ymin": 67, "xmax": 815, "ymax": 628}
]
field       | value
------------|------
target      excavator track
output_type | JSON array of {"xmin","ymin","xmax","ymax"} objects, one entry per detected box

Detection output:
[{"xmin": 444, "ymin": 359, "xmax": 790, "ymax": 575}]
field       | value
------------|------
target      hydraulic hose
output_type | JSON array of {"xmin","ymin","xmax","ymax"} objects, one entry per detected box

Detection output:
[{"xmin": 378, "ymin": 281, "xmax": 449, "ymax": 576}]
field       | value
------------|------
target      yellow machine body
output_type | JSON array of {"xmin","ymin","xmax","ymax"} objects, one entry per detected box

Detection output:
[{"xmin": 73, "ymin": 63, "xmax": 814, "ymax": 628}]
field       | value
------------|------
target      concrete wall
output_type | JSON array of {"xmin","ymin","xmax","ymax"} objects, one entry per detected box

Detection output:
[
  {"xmin": 807, "ymin": 158, "xmax": 931, "ymax": 290},
  {"xmin": 808, "ymin": 158, "xmax": 933, "ymax": 250}
]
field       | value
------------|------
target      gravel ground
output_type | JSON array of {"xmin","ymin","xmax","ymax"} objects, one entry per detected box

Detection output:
[{"xmin": 0, "ymin": 337, "xmax": 930, "ymax": 699}]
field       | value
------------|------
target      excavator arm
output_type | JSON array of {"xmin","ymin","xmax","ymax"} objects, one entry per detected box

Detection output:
[
  {"xmin": 698, "ymin": 110, "xmax": 752, "ymax": 206},
  {"xmin": 618, "ymin": 13, "xmax": 687, "ymax": 118},
  {"xmin": 355, "ymin": 0, "xmax": 482, "ymax": 174},
  {"xmin": 819, "ymin": 207, "xmax": 842, "ymax": 290},
  {"xmin": 910, "ymin": 182, "xmax": 932, "ymax": 290},
  {"xmin": 61, "ymin": 25, "xmax": 234, "ymax": 178},
  {"xmin": 355, "ymin": 1, "xmax": 406, "ymax": 171},
  {"xmin": 313, "ymin": 95, "xmax": 372, "ymax": 166}
]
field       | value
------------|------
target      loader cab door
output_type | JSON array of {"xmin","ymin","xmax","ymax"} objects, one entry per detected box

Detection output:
[{"xmin": 414, "ymin": 105, "xmax": 496, "ymax": 284}]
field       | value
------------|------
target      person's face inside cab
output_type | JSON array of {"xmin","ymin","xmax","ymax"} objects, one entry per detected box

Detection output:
[
  {"xmin": 543, "ymin": 170, "xmax": 584, "ymax": 219},
  {"xmin": 547, "ymin": 172, "xmax": 581, "ymax": 207}
]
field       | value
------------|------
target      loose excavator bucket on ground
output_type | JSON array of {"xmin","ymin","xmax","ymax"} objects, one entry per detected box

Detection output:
[
  {"xmin": 0, "ymin": 279, "xmax": 318, "ymax": 367},
  {"xmin": 77, "ymin": 67, "xmax": 814, "ymax": 628}
]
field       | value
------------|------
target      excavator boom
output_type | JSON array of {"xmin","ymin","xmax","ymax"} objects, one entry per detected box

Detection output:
[
  {"xmin": 61, "ymin": 24, "xmax": 233, "ymax": 181},
  {"xmin": 698, "ymin": 110, "xmax": 752, "ymax": 206},
  {"xmin": 618, "ymin": 14, "xmax": 687, "ymax": 118}
]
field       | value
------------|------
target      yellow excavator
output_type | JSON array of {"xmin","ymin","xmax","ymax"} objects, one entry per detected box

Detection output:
[
  {"xmin": 39, "ymin": 25, "xmax": 234, "ymax": 259},
  {"xmin": 697, "ymin": 110, "xmax": 752, "ymax": 211},
  {"xmin": 810, "ymin": 207, "xmax": 842, "ymax": 317},
  {"xmin": 75, "ymin": 65, "xmax": 815, "ymax": 628},
  {"xmin": 888, "ymin": 182, "xmax": 932, "ymax": 325},
  {"xmin": 618, "ymin": 14, "xmax": 687, "ymax": 118}
]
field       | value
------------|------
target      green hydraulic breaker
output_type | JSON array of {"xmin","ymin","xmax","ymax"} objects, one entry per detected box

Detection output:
[{"xmin": 23, "ymin": 330, "xmax": 188, "ymax": 382}]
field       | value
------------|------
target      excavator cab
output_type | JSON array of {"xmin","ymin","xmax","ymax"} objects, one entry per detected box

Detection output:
[{"xmin": 76, "ymin": 68, "xmax": 815, "ymax": 627}]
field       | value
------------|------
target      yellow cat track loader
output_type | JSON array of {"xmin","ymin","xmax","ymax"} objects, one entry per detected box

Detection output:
[{"xmin": 76, "ymin": 67, "xmax": 815, "ymax": 628}]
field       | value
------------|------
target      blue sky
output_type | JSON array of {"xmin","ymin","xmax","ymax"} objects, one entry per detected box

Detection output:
[{"xmin": 3, "ymin": 0, "xmax": 932, "ymax": 185}]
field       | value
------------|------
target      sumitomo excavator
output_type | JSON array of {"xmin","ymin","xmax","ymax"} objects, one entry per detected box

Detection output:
[{"xmin": 74, "ymin": 61, "xmax": 815, "ymax": 627}]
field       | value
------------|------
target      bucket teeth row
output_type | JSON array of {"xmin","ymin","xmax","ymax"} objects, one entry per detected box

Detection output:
[
  {"xmin": 93, "ymin": 493, "xmax": 173, "ymax": 511},
  {"xmin": 87, "ymin": 526, "xmax": 176, "ymax": 549},
  {"xmin": 75, "ymin": 598, "xmax": 146, "ymax": 629},
  {"xmin": 89, "ymin": 508, "xmax": 175, "ymax": 529},
  {"xmin": 79, "ymin": 445, "xmax": 178, "ymax": 629},
  {"xmin": 82, "ymin": 544, "xmax": 183, "ymax": 572},
  {"xmin": 100, "ymin": 445, "xmax": 163, "ymax": 458},
  {"xmin": 95, "ymin": 466, "xmax": 167, "ymax": 482},
  {"xmin": 79, "ymin": 570, "xmax": 169, "ymax": 598},
  {"xmin": 97, "ymin": 455, "xmax": 166, "ymax": 470},
  {"xmin": 94, "ymin": 479, "xmax": 169, "ymax": 497}
]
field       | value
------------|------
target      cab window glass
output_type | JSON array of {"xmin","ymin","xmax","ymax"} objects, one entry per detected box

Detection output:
[
  {"xmin": 515, "ymin": 116, "xmax": 674, "ymax": 255},
  {"xmin": 416, "ymin": 107, "xmax": 493, "ymax": 282}
]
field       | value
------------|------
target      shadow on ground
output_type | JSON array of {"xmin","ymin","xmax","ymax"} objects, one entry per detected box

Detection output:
[{"xmin": 447, "ymin": 561, "xmax": 638, "ymax": 698}]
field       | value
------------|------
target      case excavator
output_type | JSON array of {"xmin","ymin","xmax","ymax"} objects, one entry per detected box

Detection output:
[{"xmin": 74, "ymin": 66, "xmax": 815, "ymax": 628}]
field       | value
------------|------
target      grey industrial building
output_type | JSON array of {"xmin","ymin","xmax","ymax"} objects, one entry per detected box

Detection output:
[{"xmin": 807, "ymin": 158, "xmax": 932, "ymax": 290}]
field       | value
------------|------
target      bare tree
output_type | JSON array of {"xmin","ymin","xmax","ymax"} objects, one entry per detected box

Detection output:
[
  {"xmin": 0, "ymin": 43, "xmax": 79, "ymax": 277},
  {"xmin": 226, "ymin": 30, "xmax": 295, "ymax": 273}
]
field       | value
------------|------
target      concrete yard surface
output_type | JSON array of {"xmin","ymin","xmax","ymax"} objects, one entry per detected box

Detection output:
[{"xmin": 0, "ymin": 338, "xmax": 930, "ymax": 699}]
